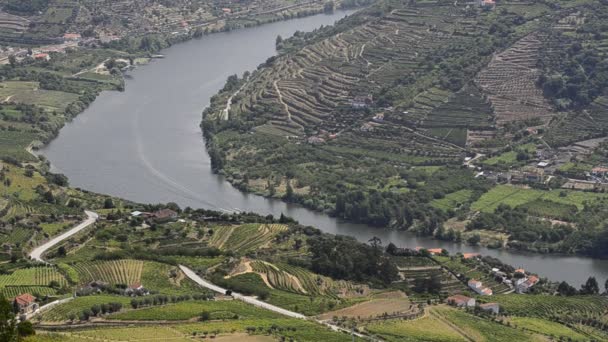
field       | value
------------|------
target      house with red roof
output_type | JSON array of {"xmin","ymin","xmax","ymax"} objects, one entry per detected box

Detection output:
[
  {"xmin": 13, "ymin": 293, "xmax": 38, "ymax": 314},
  {"xmin": 34, "ymin": 53, "xmax": 50, "ymax": 61},
  {"xmin": 516, "ymin": 275, "xmax": 539, "ymax": 293}
]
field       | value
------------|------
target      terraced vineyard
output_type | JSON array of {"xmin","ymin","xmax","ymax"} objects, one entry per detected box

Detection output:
[
  {"xmin": 475, "ymin": 33, "xmax": 556, "ymax": 126},
  {"xmin": 213, "ymin": 2, "xmax": 494, "ymax": 157},
  {"xmin": 247, "ymin": 260, "xmax": 367, "ymax": 298},
  {"xmin": 71, "ymin": 259, "xmax": 144, "ymax": 285},
  {"xmin": 209, "ymin": 224, "xmax": 288, "ymax": 253}
]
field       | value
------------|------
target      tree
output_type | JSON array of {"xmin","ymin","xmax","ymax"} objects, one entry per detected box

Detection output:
[
  {"xmin": 200, "ymin": 311, "xmax": 210, "ymax": 321},
  {"xmin": 324, "ymin": 1, "xmax": 335, "ymax": 13},
  {"xmin": 276, "ymin": 35, "xmax": 283, "ymax": 47},
  {"xmin": 17, "ymin": 321, "xmax": 35, "ymax": 338},
  {"xmin": 284, "ymin": 180, "xmax": 294, "ymax": 200},
  {"xmin": 8, "ymin": 55, "xmax": 16, "ymax": 68},
  {"xmin": 581, "ymin": 276, "xmax": 600, "ymax": 295},
  {"xmin": 467, "ymin": 234, "xmax": 481, "ymax": 246},
  {"xmin": 0, "ymin": 296, "xmax": 17, "ymax": 342},
  {"xmin": 104, "ymin": 198, "xmax": 115, "ymax": 209},
  {"xmin": 557, "ymin": 281, "xmax": 577, "ymax": 296}
]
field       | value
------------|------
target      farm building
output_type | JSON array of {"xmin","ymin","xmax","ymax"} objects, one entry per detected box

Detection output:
[
  {"xmin": 63, "ymin": 33, "xmax": 81, "ymax": 41},
  {"xmin": 479, "ymin": 302, "xmax": 500, "ymax": 314},
  {"xmin": 13, "ymin": 293, "xmax": 38, "ymax": 315},
  {"xmin": 351, "ymin": 95, "xmax": 373, "ymax": 108},
  {"xmin": 151, "ymin": 209, "xmax": 178, "ymax": 221},
  {"xmin": 446, "ymin": 295, "xmax": 475, "ymax": 308},
  {"xmin": 468, "ymin": 279, "xmax": 493, "ymax": 296},
  {"xmin": 516, "ymin": 275, "xmax": 539, "ymax": 293},
  {"xmin": 126, "ymin": 282, "xmax": 149, "ymax": 296},
  {"xmin": 34, "ymin": 53, "xmax": 50, "ymax": 61},
  {"xmin": 463, "ymin": 253, "xmax": 480, "ymax": 259}
]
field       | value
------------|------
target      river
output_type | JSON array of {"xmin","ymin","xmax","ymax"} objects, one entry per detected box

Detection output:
[{"xmin": 40, "ymin": 10, "xmax": 608, "ymax": 287}]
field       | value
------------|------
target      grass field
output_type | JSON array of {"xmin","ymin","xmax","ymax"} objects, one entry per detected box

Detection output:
[
  {"xmin": 471, "ymin": 185, "xmax": 608, "ymax": 213},
  {"xmin": 30, "ymin": 319, "xmax": 357, "ymax": 341},
  {"xmin": 433, "ymin": 306, "xmax": 538, "ymax": 341},
  {"xmin": 0, "ymin": 130, "xmax": 39, "ymax": 161},
  {"xmin": 510, "ymin": 317, "xmax": 589, "ymax": 341},
  {"xmin": 482, "ymin": 143, "xmax": 536, "ymax": 167},
  {"xmin": 0, "ymin": 166, "xmax": 45, "ymax": 201},
  {"xmin": 108, "ymin": 299, "xmax": 281, "ymax": 321},
  {"xmin": 366, "ymin": 312, "xmax": 465, "ymax": 342},
  {"xmin": 0, "ymin": 81, "xmax": 79, "ymax": 112},
  {"xmin": 491, "ymin": 294, "xmax": 608, "ymax": 320},
  {"xmin": 431, "ymin": 189, "xmax": 474, "ymax": 211}
]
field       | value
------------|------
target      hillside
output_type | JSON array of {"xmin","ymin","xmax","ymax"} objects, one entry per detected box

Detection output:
[{"xmin": 203, "ymin": 0, "xmax": 608, "ymax": 257}]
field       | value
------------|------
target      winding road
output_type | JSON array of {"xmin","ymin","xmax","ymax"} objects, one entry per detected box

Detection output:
[
  {"xmin": 29, "ymin": 210, "xmax": 98, "ymax": 262},
  {"xmin": 27, "ymin": 212, "xmax": 367, "ymax": 338}
]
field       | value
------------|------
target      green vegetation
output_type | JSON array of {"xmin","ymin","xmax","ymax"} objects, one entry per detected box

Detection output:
[
  {"xmin": 366, "ymin": 311, "xmax": 465, "ymax": 342},
  {"xmin": 41, "ymin": 295, "xmax": 131, "ymax": 322},
  {"xmin": 108, "ymin": 300, "xmax": 280, "ymax": 321}
]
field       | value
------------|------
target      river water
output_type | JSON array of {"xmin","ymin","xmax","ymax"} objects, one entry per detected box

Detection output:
[{"xmin": 40, "ymin": 10, "xmax": 608, "ymax": 287}]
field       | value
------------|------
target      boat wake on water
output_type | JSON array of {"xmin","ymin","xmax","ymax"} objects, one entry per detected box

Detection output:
[{"xmin": 132, "ymin": 108, "xmax": 233, "ymax": 213}]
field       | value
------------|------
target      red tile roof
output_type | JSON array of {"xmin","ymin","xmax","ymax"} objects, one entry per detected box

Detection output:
[
  {"xmin": 447, "ymin": 295, "xmax": 472, "ymax": 304},
  {"xmin": 14, "ymin": 293, "xmax": 36, "ymax": 306}
]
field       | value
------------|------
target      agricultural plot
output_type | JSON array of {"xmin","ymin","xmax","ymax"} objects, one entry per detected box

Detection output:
[
  {"xmin": 0, "ymin": 266, "xmax": 66, "ymax": 287},
  {"xmin": 492, "ymin": 294, "xmax": 608, "ymax": 320},
  {"xmin": 424, "ymin": 86, "xmax": 494, "ymax": 130},
  {"xmin": 209, "ymin": 224, "xmax": 288, "ymax": 253},
  {"xmin": 365, "ymin": 311, "xmax": 466, "ymax": 342},
  {"xmin": 471, "ymin": 185, "xmax": 608, "ymax": 213},
  {"xmin": 108, "ymin": 299, "xmax": 280, "ymax": 321},
  {"xmin": 41, "ymin": 295, "xmax": 132, "ymax": 322},
  {"xmin": 0, "ymin": 130, "xmax": 38, "ymax": 162},
  {"xmin": 44, "ymin": 318, "xmax": 355, "ymax": 342},
  {"xmin": 482, "ymin": 143, "xmax": 537, "ymax": 167},
  {"xmin": 509, "ymin": 317, "xmax": 589, "ymax": 341},
  {"xmin": 242, "ymin": 260, "xmax": 367, "ymax": 299},
  {"xmin": 431, "ymin": 189, "xmax": 474, "ymax": 211},
  {"xmin": 318, "ymin": 291, "xmax": 412, "ymax": 320},
  {"xmin": 433, "ymin": 306, "xmax": 537, "ymax": 341},
  {"xmin": 0, "ymin": 166, "xmax": 45, "ymax": 201},
  {"xmin": 0, "ymin": 285, "xmax": 56, "ymax": 298},
  {"xmin": 0, "ymin": 226, "xmax": 33, "ymax": 245},
  {"xmin": 0, "ymin": 81, "xmax": 79, "ymax": 112},
  {"xmin": 474, "ymin": 33, "xmax": 556, "ymax": 126},
  {"xmin": 71, "ymin": 259, "xmax": 144, "ymax": 285}
]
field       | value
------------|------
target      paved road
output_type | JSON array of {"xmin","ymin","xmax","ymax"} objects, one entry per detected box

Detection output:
[{"xmin": 29, "ymin": 210, "xmax": 98, "ymax": 262}]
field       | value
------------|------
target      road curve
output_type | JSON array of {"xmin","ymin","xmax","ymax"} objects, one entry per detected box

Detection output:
[
  {"xmin": 29, "ymin": 210, "xmax": 98, "ymax": 262},
  {"xmin": 179, "ymin": 265, "xmax": 306, "ymax": 319}
]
